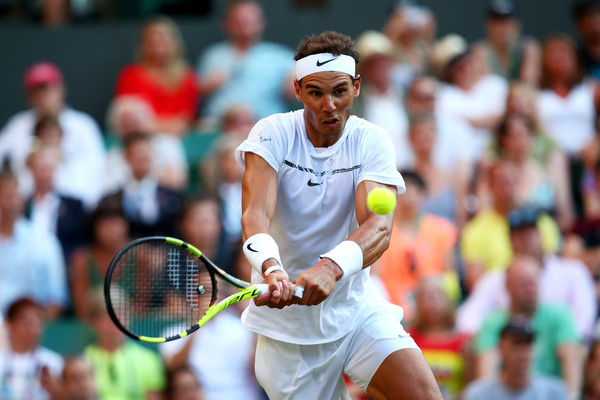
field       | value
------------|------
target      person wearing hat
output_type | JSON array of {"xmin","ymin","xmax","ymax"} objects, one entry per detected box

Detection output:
[
  {"xmin": 433, "ymin": 33, "xmax": 508, "ymax": 161},
  {"xmin": 471, "ymin": 0, "xmax": 541, "ymax": 85},
  {"xmin": 465, "ymin": 315, "xmax": 568, "ymax": 400},
  {"xmin": 352, "ymin": 30, "xmax": 409, "ymax": 170},
  {"xmin": 0, "ymin": 61, "xmax": 106, "ymax": 210},
  {"xmin": 474, "ymin": 254, "xmax": 582, "ymax": 397},
  {"xmin": 457, "ymin": 204, "xmax": 596, "ymax": 340}
]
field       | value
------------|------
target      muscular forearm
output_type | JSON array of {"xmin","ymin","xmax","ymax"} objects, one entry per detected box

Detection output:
[{"xmin": 347, "ymin": 215, "xmax": 393, "ymax": 268}]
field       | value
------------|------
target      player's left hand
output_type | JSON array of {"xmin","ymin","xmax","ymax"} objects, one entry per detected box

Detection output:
[{"xmin": 293, "ymin": 258, "xmax": 342, "ymax": 306}]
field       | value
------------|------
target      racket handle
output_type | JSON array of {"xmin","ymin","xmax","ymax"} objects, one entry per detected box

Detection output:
[
  {"xmin": 294, "ymin": 286, "xmax": 304, "ymax": 298},
  {"xmin": 256, "ymin": 284, "xmax": 269, "ymax": 296}
]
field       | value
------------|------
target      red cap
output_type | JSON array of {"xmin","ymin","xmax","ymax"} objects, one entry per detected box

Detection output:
[{"xmin": 24, "ymin": 62, "xmax": 63, "ymax": 91}]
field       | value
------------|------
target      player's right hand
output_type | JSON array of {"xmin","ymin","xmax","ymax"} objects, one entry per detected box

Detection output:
[{"xmin": 254, "ymin": 270, "xmax": 296, "ymax": 309}]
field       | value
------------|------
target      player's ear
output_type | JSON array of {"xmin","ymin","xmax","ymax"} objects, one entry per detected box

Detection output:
[
  {"xmin": 294, "ymin": 79, "xmax": 303, "ymax": 102},
  {"xmin": 353, "ymin": 75, "xmax": 361, "ymax": 98}
]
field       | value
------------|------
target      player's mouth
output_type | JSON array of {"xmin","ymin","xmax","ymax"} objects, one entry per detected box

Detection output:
[{"xmin": 322, "ymin": 117, "xmax": 340, "ymax": 128}]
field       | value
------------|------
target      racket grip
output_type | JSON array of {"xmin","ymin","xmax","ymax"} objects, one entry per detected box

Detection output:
[
  {"xmin": 256, "ymin": 284, "xmax": 269, "ymax": 296},
  {"xmin": 294, "ymin": 286, "xmax": 304, "ymax": 298}
]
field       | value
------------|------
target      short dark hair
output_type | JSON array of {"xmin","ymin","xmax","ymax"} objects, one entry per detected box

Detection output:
[
  {"xmin": 123, "ymin": 131, "xmax": 151, "ymax": 151},
  {"xmin": 294, "ymin": 31, "xmax": 360, "ymax": 64},
  {"xmin": 500, "ymin": 315, "xmax": 536, "ymax": 343},
  {"xmin": 34, "ymin": 115, "xmax": 62, "ymax": 138},
  {"xmin": 6, "ymin": 297, "xmax": 39, "ymax": 322}
]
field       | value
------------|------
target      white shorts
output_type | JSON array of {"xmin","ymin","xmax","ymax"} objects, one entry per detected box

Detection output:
[{"xmin": 254, "ymin": 304, "xmax": 419, "ymax": 400}]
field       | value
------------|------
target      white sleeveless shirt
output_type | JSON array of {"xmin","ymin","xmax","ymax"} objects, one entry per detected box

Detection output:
[
  {"xmin": 537, "ymin": 80, "xmax": 596, "ymax": 155},
  {"xmin": 235, "ymin": 110, "xmax": 405, "ymax": 344}
]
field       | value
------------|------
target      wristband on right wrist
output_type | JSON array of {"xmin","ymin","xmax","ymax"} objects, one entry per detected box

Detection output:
[
  {"xmin": 320, "ymin": 240, "xmax": 363, "ymax": 280},
  {"xmin": 243, "ymin": 233, "xmax": 283, "ymax": 275}
]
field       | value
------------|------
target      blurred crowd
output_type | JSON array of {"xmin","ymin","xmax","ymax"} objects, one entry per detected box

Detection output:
[{"xmin": 1, "ymin": 0, "xmax": 600, "ymax": 399}]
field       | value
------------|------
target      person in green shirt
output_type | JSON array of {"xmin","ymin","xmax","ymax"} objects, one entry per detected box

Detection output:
[
  {"xmin": 83, "ymin": 289, "xmax": 166, "ymax": 400},
  {"xmin": 475, "ymin": 254, "xmax": 582, "ymax": 397}
]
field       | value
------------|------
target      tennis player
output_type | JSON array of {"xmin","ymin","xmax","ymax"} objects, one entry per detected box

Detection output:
[{"xmin": 236, "ymin": 31, "xmax": 442, "ymax": 399}]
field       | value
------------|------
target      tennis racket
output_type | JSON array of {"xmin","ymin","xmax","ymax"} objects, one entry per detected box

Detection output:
[{"xmin": 104, "ymin": 236, "xmax": 302, "ymax": 343}]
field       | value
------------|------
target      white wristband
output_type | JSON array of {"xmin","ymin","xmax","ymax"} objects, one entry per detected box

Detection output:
[
  {"xmin": 320, "ymin": 240, "xmax": 363, "ymax": 280},
  {"xmin": 243, "ymin": 233, "xmax": 283, "ymax": 275},
  {"xmin": 263, "ymin": 265, "xmax": 288, "ymax": 279}
]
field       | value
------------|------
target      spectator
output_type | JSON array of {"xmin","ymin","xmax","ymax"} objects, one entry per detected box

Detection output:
[
  {"xmin": 176, "ymin": 195, "xmax": 240, "ymax": 284},
  {"xmin": 472, "ymin": 0, "xmax": 541, "ymax": 85},
  {"xmin": 0, "ymin": 169, "xmax": 68, "ymax": 318},
  {"xmin": 457, "ymin": 204, "xmax": 596, "ymax": 340},
  {"xmin": 199, "ymin": 136, "xmax": 245, "ymax": 246},
  {"xmin": 0, "ymin": 298, "xmax": 64, "ymax": 400},
  {"xmin": 408, "ymin": 113, "xmax": 468, "ymax": 226},
  {"xmin": 352, "ymin": 30, "xmax": 409, "ymax": 169},
  {"xmin": 70, "ymin": 205, "xmax": 129, "ymax": 320},
  {"xmin": 196, "ymin": 0, "xmax": 295, "ymax": 123},
  {"xmin": 60, "ymin": 356, "xmax": 98, "ymax": 400},
  {"xmin": 160, "ymin": 281, "xmax": 262, "ymax": 400},
  {"xmin": 433, "ymin": 34, "xmax": 508, "ymax": 161},
  {"xmin": 374, "ymin": 170, "xmax": 459, "ymax": 322},
  {"xmin": 501, "ymin": 83, "xmax": 575, "ymax": 229},
  {"xmin": 24, "ymin": 145, "xmax": 86, "ymax": 266},
  {"xmin": 409, "ymin": 277, "xmax": 471, "ymax": 399},
  {"xmin": 460, "ymin": 161, "xmax": 560, "ymax": 290},
  {"xmin": 114, "ymin": 15, "xmax": 200, "ymax": 137},
  {"xmin": 99, "ymin": 133, "xmax": 182, "ymax": 238},
  {"xmin": 219, "ymin": 104, "xmax": 256, "ymax": 139},
  {"xmin": 537, "ymin": 34, "xmax": 600, "ymax": 156},
  {"xmin": 382, "ymin": 0, "xmax": 436, "ymax": 89},
  {"xmin": 464, "ymin": 316, "xmax": 568, "ymax": 400},
  {"xmin": 165, "ymin": 365, "xmax": 205, "ymax": 400},
  {"xmin": 104, "ymin": 95, "xmax": 188, "ymax": 193},
  {"xmin": 84, "ymin": 289, "xmax": 166, "ymax": 400},
  {"xmin": 492, "ymin": 113, "xmax": 575, "ymax": 229},
  {"xmin": 573, "ymin": 0, "xmax": 600, "ymax": 81},
  {"xmin": 0, "ymin": 62, "xmax": 106, "ymax": 209},
  {"xmin": 475, "ymin": 255, "xmax": 582, "ymax": 395},
  {"xmin": 405, "ymin": 75, "xmax": 473, "ymax": 171}
]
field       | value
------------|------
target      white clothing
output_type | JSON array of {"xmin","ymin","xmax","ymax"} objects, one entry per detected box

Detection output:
[
  {"xmin": 160, "ymin": 310, "xmax": 262, "ymax": 400},
  {"xmin": 537, "ymin": 80, "xmax": 596, "ymax": 155},
  {"xmin": 360, "ymin": 86, "xmax": 410, "ymax": 169},
  {"xmin": 219, "ymin": 181, "xmax": 243, "ymax": 243},
  {"xmin": 456, "ymin": 254, "xmax": 596, "ymax": 339},
  {"xmin": 29, "ymin": 192, "xmax": 61, "ymax": 235},
  {"xmin": 0, "ymin": 108, "xmax": 106, "ymax": 209},
  {"xmin": 122, "ymin": 177, "xmax": 159, "ymax": 224},
  {"xmin": 255, "ymin": 297, "xmax": 418, "ymax": 400},
  {"xmin": 437, "ymin": 75, "xmax": 508, "ymax": 160},
  {"xmin": 103, "ymin": 134, "xmax": 187, "ymax": 195},
  {"xmin": 235, "ymin": 110, "xmax": 405, "ymax": 344},
  {"xmin": 0, "ymin": 347, "xmax": 64, "ymax": 400},
  {"xmin": 0, "ymin": 218, "xmax": 68, "ymax": 313}
]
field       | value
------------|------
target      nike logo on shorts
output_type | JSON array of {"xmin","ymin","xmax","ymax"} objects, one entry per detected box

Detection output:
[{"xmin": 316, "ymin": 58, "xmax": 336, "ymax": 66}]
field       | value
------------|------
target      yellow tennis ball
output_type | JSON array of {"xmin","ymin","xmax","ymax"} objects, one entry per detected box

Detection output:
[{"xmin": 367, "ymin": 187, "xmax": 397, "ymax": 215}]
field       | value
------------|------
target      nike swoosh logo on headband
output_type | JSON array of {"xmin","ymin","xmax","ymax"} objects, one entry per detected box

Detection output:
[{"xmin": 316, "ymin": 58, "xmax": 336, "ymax": 66}]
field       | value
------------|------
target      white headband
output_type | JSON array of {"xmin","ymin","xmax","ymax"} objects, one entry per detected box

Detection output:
[{"xmin": 295, "ymin": 53, "xmax": 356, "ymax": 81}]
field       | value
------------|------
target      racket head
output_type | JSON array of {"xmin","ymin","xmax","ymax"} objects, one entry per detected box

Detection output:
[{"xmin": 104, "ymin": 236, "xmax": 217, "ymax": 343}]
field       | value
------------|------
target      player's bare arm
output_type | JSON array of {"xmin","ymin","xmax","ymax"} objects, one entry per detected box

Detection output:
[
  {"xmin": 294, "ymin": 180, "xmax": 395, "ymax": 306},
  {"xmin": 241, "ymin": 152, "xmax": 296, "ymax": 308}
]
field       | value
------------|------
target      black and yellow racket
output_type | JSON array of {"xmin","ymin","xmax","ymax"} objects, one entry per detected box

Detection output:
[{"xmin": 104, "ymin": 236, "xmax": 268, "ymax": 343}]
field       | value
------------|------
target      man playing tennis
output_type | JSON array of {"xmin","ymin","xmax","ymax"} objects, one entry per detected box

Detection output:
[{"xmin": 236, "ymin": 31, "xmax": 442, "ymax": 399}]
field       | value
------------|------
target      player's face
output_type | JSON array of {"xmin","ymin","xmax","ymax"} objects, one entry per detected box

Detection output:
[{"xmin": 294, "ymin": 72, "xmax": 360, "ymax": 147}]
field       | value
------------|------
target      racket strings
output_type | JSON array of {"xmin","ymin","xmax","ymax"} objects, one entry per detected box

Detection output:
[{"xmin": 109, "ymin": 241, "xmax": 215, "ymax": 339}]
